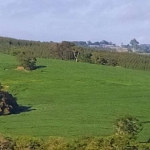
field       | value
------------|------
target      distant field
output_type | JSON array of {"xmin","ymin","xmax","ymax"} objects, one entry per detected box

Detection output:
[{"xmin": 0, "ymin": 53, "xmax": 150, "ymax": 141}]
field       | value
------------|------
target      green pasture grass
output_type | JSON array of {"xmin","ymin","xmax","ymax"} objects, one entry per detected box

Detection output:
[{"xmin": 0, "ymin": 53, "xmax": 150, "ymax": 141}]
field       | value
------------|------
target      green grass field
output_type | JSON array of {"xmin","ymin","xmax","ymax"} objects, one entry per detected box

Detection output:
[{"xmin": 0, "ymin": 53, "xmax": 150, "ymax": 141}]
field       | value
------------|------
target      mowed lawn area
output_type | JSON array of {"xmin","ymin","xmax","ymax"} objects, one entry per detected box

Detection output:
[{"xmin": 0, "ymin": 53, "xmax": 150, "ymax": 141}]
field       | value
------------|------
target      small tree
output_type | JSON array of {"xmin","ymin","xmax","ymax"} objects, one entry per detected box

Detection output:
[
  {"xmin": 115, "ymin": 116, "xmax": 143, "ymax": 138},
  {"xmin": 130, "ymin": 38, "xmax": 139, "ymax": 50},
  {"xmin": 17, "ymin": 51, "xmax": 37, "ymax": 70},
  {"xmin": 73, "ymin": 51, "xmax": 80, "ymax": 62}
]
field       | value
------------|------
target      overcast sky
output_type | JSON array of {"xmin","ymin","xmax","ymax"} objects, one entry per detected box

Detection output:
[{"xmin": 0, "ymin": 0, "xmax": 149, "ymax": 45}]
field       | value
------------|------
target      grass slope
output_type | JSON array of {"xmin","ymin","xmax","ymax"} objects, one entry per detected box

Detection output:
[{"xmin": 0, "ymin": 53, "xmax": 150, "ymax": 141}]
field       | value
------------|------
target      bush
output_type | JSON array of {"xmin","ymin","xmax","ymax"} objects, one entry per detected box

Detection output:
[
  {"xmin": 14, "ymin": 136, "xmax": 46, "ymax": 150},
  {"xmin": 114, "ymin": 116, "xmax": 143, "ymax": 138},
  {"xmin": 0, "ymin": 133, "xmax": 150, "ymax": 149},
  {"xmin": 46, "ymin": 137, "xmax": 68, "ymax": 150},
  {"xmin": 17, "ymin": 51, "xmax": 37, "ymax": 70},
  {"xmin": 0, "ymin": 135, "xmax": 14, "ymax": 150},
  {"xmin": 0, "ymin": 91, "xmax": 19, "ymax": 115}
]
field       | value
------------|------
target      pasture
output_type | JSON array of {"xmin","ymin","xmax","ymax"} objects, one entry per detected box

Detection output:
[{"xmin": 0, "ymin": 53, "xmax": 150, "ymax": 141}]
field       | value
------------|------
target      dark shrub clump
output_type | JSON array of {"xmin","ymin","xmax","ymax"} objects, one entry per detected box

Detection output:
[{"xmin": 0, "ymin": 91, "xmax": 19, "ymax": 115}]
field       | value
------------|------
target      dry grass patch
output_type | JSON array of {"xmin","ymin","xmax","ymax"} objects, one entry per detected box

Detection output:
[
  {"xmin": 16, "ymin": 66, "xmax": 25, "ymax": 70},
  {"xmin": 16, "ymin": 66, "xmax": 30, "ymax": 72}
]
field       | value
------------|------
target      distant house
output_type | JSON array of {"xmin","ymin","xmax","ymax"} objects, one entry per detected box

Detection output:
[
  {"xmin": 115, "ymin": 47, "xmax": 128, "ymax": 52},
  {"xmin": 88, "ymin": 45, "xmax": 101, "ymax": 48}
]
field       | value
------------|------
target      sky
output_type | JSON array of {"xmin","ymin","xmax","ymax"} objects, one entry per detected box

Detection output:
[{"xmin": 0, "ymin": 0, "xmax": 150, "ymax": 45}]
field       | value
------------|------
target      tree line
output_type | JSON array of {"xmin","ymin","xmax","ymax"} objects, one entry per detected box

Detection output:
[{"xmin": 0, "ymin": 36, "xmax": 150, "ymax": 71}]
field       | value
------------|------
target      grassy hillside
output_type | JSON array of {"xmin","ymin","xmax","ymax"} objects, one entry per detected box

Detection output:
[{"xmin": 0, "ymin": 53, "xmax": 150, "ymax": 141}]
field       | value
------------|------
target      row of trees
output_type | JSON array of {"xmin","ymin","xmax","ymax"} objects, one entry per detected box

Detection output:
[
  {"xmin": 73, "ymin": 40, "xmax": 115, "ymax": 47},
  {"xmin": 1, "ymin": 36, "xmax": 150, "ymax": 71},
  {"xmin": 90, "ymin": 51, "xmax": 150, "ymax": 70}
]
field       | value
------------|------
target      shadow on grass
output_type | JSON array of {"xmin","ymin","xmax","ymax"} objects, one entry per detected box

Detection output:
[
  {"xmin": 141, "ymin": 121, "xmax": 150, "ymax": 124},
  {"xmin": 15, "ymin": 105, "xmax": 36, "ymax": 114},
  {"xmin": 35, "ymin": 65, "xmax": 46, "ymax": 69}
]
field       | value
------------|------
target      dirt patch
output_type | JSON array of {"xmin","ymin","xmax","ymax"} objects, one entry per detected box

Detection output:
[
  {"xmin": 16, "ymin": 66, "xmax": 25, "ymax": 70},
  {"xmin": 15, "ymin": 66, "xmax": 30, "ymax": 72}
]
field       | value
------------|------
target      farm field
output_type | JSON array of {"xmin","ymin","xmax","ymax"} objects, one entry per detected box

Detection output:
[{"xmin": 0, "ymin": 53, "xmax": 150, "ymax": 141}]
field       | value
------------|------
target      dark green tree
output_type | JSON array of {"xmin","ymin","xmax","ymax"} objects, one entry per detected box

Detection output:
[
  {"xmin": 78, "ymin": 52, "xmax": 92, "ymax": 63},
  {"xmin": 100, "ymin": 40, "xmax": 109, "ymax": 45},
  {"xmin": 130, "ymin": 38, "xmax": 139, "ymax": 50}
]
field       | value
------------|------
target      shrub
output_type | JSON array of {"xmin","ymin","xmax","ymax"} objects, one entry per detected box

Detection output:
[
  {"xmin": 17, "ymin": 51, "xmax": 37, "ymax": 70},
  {"xmin": 46, "ymin": 137, "xmax": 68, "ymax": 150},
  {"xmin": 0, "ymin": 91, "xmax": 19, "ymax": 115},
  {"xmin": 114, "ymin": 116, "xmax": 143, "ymax": 138},
  {"xmin": 14, "ymin": 136, "xmax": 46, "ymax": 150},
  {"xmin": 0, "ymin": 135, "xmax": 14, "ymax": 150}
]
